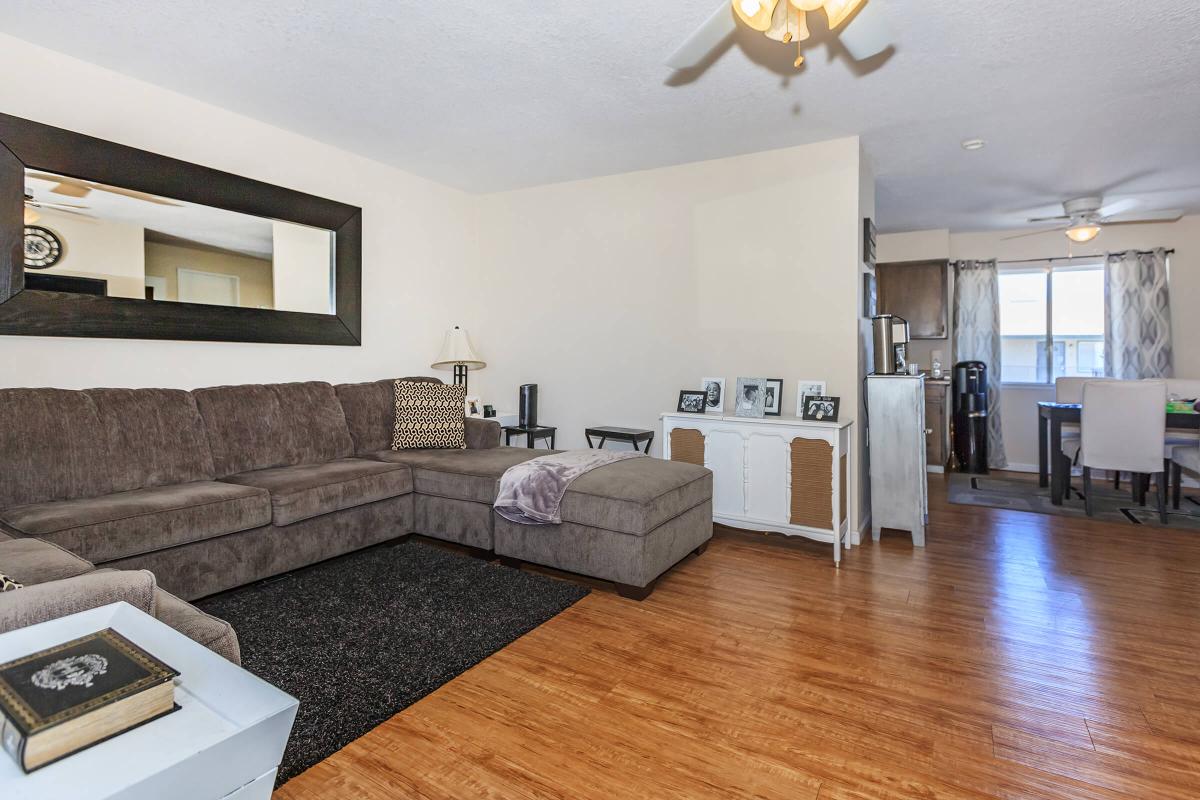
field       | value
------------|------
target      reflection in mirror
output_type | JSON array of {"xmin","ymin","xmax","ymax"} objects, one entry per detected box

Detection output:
[{"xmin": 22, "ymin": 170, "xmax": 335, "ymax": 314}]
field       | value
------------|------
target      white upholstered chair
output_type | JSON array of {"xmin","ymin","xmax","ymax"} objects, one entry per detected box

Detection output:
[{"xmin": 1080, "ymin": 379, "xmax": 1168, "ymax": 522}]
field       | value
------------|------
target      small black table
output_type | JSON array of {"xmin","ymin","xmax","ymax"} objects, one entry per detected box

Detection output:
[
  {"xmin": 1037, "ymin": 401, "xmax": 1200, "ymax": 505},
  {"xmin": 585, "ymin": 426, "xmax": 655, "ymax": 453},
  {"xmin": 504, "ymin": 425, "xmax": 557, "ymax": 449}
]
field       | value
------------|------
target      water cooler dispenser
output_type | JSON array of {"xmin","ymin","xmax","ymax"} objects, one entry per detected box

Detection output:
[{"xmin": 952, "ymin": 361, "xmax": 989, "ymax": 474}]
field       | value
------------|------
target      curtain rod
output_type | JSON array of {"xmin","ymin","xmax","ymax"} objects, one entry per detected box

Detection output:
[{"xmin": 996, "ymin": 249, "xmax": 1175, "ymax": 266}]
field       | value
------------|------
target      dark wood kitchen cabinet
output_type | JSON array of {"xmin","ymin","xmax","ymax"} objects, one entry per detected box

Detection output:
[{"xmin": 876, "ymin": 259, "xmax": 949, "ymax": 339}]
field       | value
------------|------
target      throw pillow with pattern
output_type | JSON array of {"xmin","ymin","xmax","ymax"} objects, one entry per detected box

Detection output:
[
  {"xmin": 0, "ymin": 572, "xmax": 22, "ymax": 591},
  {"xmin": 392, "ymin": 380, "xmax": 467, "ymax": 450}
]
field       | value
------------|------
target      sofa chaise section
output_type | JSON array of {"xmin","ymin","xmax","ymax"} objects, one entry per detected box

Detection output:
[{"xmin": 494, "ymin": 458, "xmax": 713, "ymax": 599}]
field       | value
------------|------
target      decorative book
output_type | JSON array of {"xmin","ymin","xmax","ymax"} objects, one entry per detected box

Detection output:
[{"xmin": 0, "ymin": 628, "xmax": 178, "ymax": 772}]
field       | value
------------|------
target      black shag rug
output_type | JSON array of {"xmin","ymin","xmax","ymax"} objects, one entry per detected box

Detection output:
[{"xmin": 196, "ymin": 540, "xmax": 589, "ymax": 786}]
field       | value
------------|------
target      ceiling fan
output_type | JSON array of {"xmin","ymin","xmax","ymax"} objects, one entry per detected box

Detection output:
[
  {"xmin": 23, "ymin": 192, "xmax": 94, "ymax": 225},
  {"xmin": 666, "ymin": 0, "xmax": 892, "ymax": 71},
  {"xmin": 26, "ymin": 172, "xmax": 182, "ymax": 207},
  {"xmin": 1007, "ymin": 196, "xmax": 1184, "ymax": 242}
]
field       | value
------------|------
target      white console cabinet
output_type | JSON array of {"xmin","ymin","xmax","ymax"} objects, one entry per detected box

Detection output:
[{"xmin": 660, "ymin": 413, "xmax": 854, "ymax": 565}]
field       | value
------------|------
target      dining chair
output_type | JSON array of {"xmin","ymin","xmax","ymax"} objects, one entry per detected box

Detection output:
[
  {"xmin": 1056, "ymin": 377, "xmax": 1113, "ymax": 488},
  {"xmin": 1170, "ymin": 444, "xmax": 1199, "ymax": 510},
  {"xmin": 1079, "ymin": 379, "xmax": 1168, "ymax": 522},
  {"xmin": 1165, "ymin": 378, "xmax": 1200, "ymax": 455}
]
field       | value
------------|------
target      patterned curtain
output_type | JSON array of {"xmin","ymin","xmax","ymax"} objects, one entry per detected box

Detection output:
[
  {"xmin": 1105, "ymin": 249, "xmax": 1173, "ymax": 379},
  {"xmin": 953, "ymin": 259, "xmax": 1007, "ymax": 469}
]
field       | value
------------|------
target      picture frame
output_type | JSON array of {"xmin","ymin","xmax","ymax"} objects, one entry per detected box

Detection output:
[
  {"xmin": 801, "ymin": 395, "xmax": 840, "ymax": 422},
  {"xmin": 701, "ymin": 377, "xmax": 725, "ymax": 415},
  {"xmin": 677, "ymin": 390, "xmax": 707, "ymax": 414},
  {"xmin": 464, "ymin": 395, "xmax": 483, "ymax": 418},
  {"xmin": 863, "ymin": 217, "xmax": 876, "ymax": 270},
  {"xmin": 763, "ymin": 378, "xmax": 783, "ymax": 417},
  {"xmin": 863, "ymin": 272, "xmax": 877, "ymax": 318},
  {"xmin": 795, "ymin": 380, "xmax": 827, "ymax": 417},
  {"xmin": 734, "ymin": 378, "xmax": 767, "ymax": 418}
]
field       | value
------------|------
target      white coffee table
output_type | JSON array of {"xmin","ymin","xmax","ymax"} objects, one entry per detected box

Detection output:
[{"xmin": 0, "ymin": 602, "xmax": 298, "ymax": 800}]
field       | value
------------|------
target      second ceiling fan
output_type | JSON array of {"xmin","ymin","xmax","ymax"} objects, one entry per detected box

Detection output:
[{"xmin": 667, "ymin": 0, "xmax": 891, "ymax": 71}]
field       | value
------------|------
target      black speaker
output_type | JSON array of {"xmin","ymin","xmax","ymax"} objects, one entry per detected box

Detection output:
[{"xmin": 518, "ymin": 384, "xmax": 538, "ymax": 428}]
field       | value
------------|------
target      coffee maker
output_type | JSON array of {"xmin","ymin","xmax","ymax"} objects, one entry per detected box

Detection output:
[{"xmin": 871, "ymin": 314, "xmax": 911, "ymax": 375}]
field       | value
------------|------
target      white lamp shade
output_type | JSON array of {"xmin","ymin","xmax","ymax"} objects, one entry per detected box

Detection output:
[{"xmin": 431, "ymin": 326, "xmax": 486, "ymax": 371}]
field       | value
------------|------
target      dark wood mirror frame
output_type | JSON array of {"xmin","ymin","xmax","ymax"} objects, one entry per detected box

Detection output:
[{"xmin": 0, "ymin": 113, "xmax": 362, "ymax": 345}]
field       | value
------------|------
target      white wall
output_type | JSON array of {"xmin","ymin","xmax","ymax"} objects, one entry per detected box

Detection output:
[
  {"xmin": 879, "ymin": 216, "xmax": 1200, "ymax": 469},
  {"xmin": 467, "ymin": 137, "xmax": 868, "ymax": 531},
  {"xmin": 271, "ymin": 221, "xmax": 332, "ymax": 314},
  {"xmin": 0, "ymin": 34, "xmax": 476, "ymax": 389}
]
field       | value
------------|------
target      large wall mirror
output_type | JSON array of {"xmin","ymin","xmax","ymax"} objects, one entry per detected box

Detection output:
[{"xmin": 1, "ymin": 113, "xmax": 361, "ymax": 345}]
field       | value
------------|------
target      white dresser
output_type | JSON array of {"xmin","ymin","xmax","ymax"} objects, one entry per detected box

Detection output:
[{"xmin": 660, "ymin": 413, "xmax": 854, "ymax": 565}]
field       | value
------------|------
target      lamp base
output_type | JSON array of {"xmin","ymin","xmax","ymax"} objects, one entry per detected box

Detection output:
[{"xmin": 453, "ymin": 363, "xmax": 468, "ymax": 393}]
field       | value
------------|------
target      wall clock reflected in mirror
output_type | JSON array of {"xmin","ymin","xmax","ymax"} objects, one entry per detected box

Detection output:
[{"xmin": 23, "ymin": 225, "xmax": 64, "ymax": 269}]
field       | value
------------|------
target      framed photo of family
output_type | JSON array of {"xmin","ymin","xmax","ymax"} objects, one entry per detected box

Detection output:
[
  {"xmin": 801, "ymin": 395, "xmax": 840, "ymax": 422},
  {"xmin": 677, "ymin": 390, "xmax": 707, "ymax": 414}
]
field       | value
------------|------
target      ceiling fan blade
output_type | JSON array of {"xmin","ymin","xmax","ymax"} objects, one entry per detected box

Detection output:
[
  {"xmin": 1004, "ymin": 227, "xmax": 1066, "ymax": 241},
  {"xmin": 97, "ymin": 184, "xmax": 183, "ymax": 207},
  {"xmin": 27, "ymin": 171, "xmax": 183, "ymax": 207},
  {"xmin": 50, "ymin": 181, "xmax": 91, "ymax": 199},
  {"xmin": 666, "ymin": 2, "xmax": 737, "ymax": 70},
  {"xmin": 836, "ymin": 0, "xmax": 893, "ymax": 61},
  {"xmin": 1096, "ymin": 198, "xmax": 1140, "ymax": 218},
  {"xmin": 1102, "ymin": 209, "xmax": 1184, "ymax": 225},
  {"xmin": 1026, "ymin": 214, "xmax": 1070, "ymax": 224}
]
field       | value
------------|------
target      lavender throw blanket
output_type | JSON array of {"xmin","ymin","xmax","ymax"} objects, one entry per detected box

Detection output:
[{"xmin": 494, "ymin": 450, "xmax": 645, "ymax": 525}]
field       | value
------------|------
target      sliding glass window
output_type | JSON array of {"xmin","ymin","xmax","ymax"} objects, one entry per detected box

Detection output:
[{"xmin": 998, "ymin": 262, "xmax": 1104, "ymax": 384}]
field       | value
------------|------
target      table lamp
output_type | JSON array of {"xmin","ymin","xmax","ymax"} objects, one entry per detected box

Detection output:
[{"xmin": 431, "ymin": 326, "xmax": 486, "ymax": 392}]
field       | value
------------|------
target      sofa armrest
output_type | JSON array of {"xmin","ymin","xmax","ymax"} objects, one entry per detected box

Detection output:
[
  {"xmin": 465, "ymin": 418, "xmax": 501, "ymax": 449},
  {"xmin": 0, "ymin": 570, "xmax": 157, "ymax": 634}
]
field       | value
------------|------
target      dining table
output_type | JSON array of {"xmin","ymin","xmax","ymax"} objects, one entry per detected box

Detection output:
[{"xmin": 1037, "ymin": 401, "xmax": 1200, "ymax": 505}]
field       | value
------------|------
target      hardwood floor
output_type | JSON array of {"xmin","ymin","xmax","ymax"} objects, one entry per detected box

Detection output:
[{"xmin": 275, "ymin": 473, "xmax": 1200, "ymax": 799}]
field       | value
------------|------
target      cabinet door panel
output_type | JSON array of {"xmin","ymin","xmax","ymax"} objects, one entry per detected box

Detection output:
[
  {"xmin": 877, "ymin": 260, "xmax": 948, "ymax": 339},
  {"xmin": 746, "ymin": 433, "xmax": 789, "ymax": 523},
  {"xmin": 706, "ymin": 430, "xmax": 746, "ymax": 517}
]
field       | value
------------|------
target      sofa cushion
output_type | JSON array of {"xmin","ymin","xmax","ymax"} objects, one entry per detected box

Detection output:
[
  {"xmin": 372, "ymin": 447, "xmax": 545, "ymax": 504},
  {"xmin": 0, "ymin": 388, "xmax": 112, "ymax": 509},
  {"xmin": 85, "ymin": 388, "xmax": 216, "ymax": 492},
  {"xmin": 0, "ymin": 537, "xmax": 94, "ymax": 584},
  {"xmin": 561, "ymin": 458, "xmax": 712, "ymax": 536},
  {"xmin": 1, "ymin": 482, "xmax": 272, "ymax": 564},
  {"xmin": 194, "ymin": 382, "xmax": 353, "ymax": 477},
  {"xmin": 222, "ymin": 458, "xmax": 413, "ymax": 526},
  {"xmin": 154, "ymin": 588, "xmax": 240, "ymax": 664},
  {"xmin": 392, "ymin": 380, "xmax": 466, "ymax": 450}
]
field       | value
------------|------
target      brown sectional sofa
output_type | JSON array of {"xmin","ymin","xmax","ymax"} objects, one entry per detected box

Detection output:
[{"xmin": 0, "ymin": 376, "xmax": 712, "ymax": 658}]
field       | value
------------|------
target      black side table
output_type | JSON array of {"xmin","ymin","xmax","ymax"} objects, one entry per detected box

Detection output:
[
  {"xmin": 504, "ymin": 425, "xmax": 557, "ymax": 449},
  {"xmin": 585, "ymin": 426, "xmax": 654, "ymax": 453}
]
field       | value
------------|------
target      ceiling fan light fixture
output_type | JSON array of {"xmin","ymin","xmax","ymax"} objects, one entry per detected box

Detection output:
[
  {"xmin": 1065, "ymin": 224, "xmax": 1101, "ymax": 243},
  {"xmin": 733, "ymin": 0, "xmax": 779, "ymax": 31},
  {"xmin": 822, "ymin": 0, "xmax": 866, "ymax": 29}
]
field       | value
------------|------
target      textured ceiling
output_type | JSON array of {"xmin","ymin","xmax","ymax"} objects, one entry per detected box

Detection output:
[{"xmin": 3, "ymin": 1, "xmax": 1199, "ymax": 232}]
